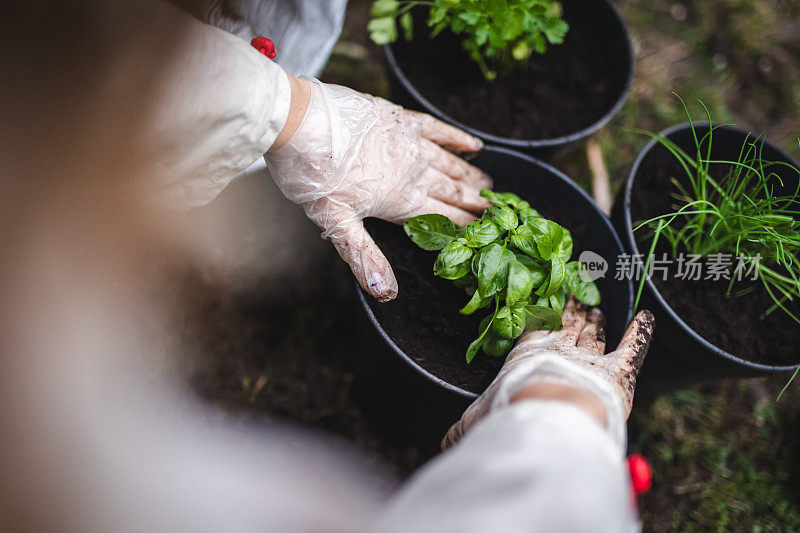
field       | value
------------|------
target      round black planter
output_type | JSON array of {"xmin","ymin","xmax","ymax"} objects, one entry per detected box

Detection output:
[
  {"xmin": 611, "ymin": 123, "xmax": 800, "ymax": 395},
  {"xmin": 383, "ymin": 0, "xmax": 634, "ymax": 161},
  {"xmin": 354, "ymin": 146, "xmax": 634, "ymax": 449}
]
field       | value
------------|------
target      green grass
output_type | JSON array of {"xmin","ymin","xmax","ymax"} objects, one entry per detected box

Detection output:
[
  {"xmin": 556, "ymin": 0, "xmax": 800, "ymax": 192},
  {"xmin": 630, "ymin": 383, "xmax": 800, "ymax": 531}
]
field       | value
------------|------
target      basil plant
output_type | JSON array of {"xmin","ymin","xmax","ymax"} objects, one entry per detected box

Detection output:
[{"xmin": 404, "ymin": 190, "xmax": 600, "ymax": 363}]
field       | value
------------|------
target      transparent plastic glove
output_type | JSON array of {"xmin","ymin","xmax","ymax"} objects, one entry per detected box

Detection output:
[
  {"xmin": 443, "ymin": 299, "xmax": 655, "ymax": 451},
  {"xmin": 265, "ymin": 77, "xmax": 491, "ymax": 302}
]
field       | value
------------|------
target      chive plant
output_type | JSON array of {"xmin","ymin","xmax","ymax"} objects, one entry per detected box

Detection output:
[
  {"xmin": 404, "ymin": 190, "xmax": 599, "ymax": 363},
  {"xmin": 633, "ymin": 99, "xmax": 800, "ymax": 393}
]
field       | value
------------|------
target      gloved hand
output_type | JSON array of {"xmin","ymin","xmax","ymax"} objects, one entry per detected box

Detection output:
[
  {"xmin": 265, "ymin": 77, "xmax": 491, "ymax": 302},
  {"xmin": 443, "ymin": 299, "xmax": 655, "ymax": 451}
]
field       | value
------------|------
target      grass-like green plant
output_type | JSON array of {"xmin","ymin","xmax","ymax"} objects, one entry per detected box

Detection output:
[
  {"xmin": 632, "ymin": 99, "xmax": 800, "ymax": 393},
  {"xmin": 369, "ymin": 0, "xmax": 569, "ymax": 81},
  {"xmin": 404, "ymin": 190, "xmax": 599, "ymax": 363}
]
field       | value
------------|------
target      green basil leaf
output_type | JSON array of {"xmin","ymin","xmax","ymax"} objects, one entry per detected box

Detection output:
[
  {"xmin": 434, "ymin": 241, "xmax": 473, "ymax": 278},
  {"xmin": 492, "ymin": 306, "xmax": 513, "ymax": 339},
  {"xmin": 492, "ymin": 305, "xmax": 511, "ymax": 336},
  {"xmin": 549, "ymin": 257, "xmax": 567, "ymax": 295},
  {"xmin": 461, "ymin": 288, "xmax": 493, "ymax": 315},
  {"xmin": 512, "ymin": 218, "xmax": 564, "ymax": 261},
  {"xmin": 524, "ymin": 217, "xmax": 564, "ymax": 260},
  {"xmin": 565, "ymin": 261, "xmax": 601, "ymax": 305},
  {"xmin": 495, "ymin": 192, "xmax": 529, "ymax": 210},
  {"xmin": 404, "ymin": 214, "xmax": 457, "ymax": 250},
  {"xmin": 510, "ymin": 225, "xmax": 542, "ymax": 260},
  {"xmin": 513, "ymin": 253, "xmax": 536, "ymax": 270},
  {"xmin": 536, "ymin": 257, "xmax": 566, "ymax": 298},
  {"xmin": 480, "ymin": 190, "xmax": 530, "ymax": 211},
  {"xmin": 543, "ymin": 222, "xmax": 565, "ymax": 259},
  {"xmin": 466, "ymin": 311, "xmax": 495, "ymax": 363},
  {"xmin": 482, "ymin": 332, "xmax": 514, "ymax": 358},
  {"xmin": 554, "ymin": 228, "xmax": 573, "ymax": 260},
  {"xmin": 549, "ymin": 290, "xmax": 566, "ymax": 316},
  {"xmin": 485, "ymin": 204, "xmax": 518, "ymax": 231},
  {"xmin": 511, "ymin": 305, "xmax": 527, "ymax": 337},
  {"xmin": 435, "ymin": 262, "xmax": 470, "ymax": 280},
  {"xmin": 506, "ymin": 259, "xmax": 534, "ymax": 305},
  {"xmin": 518, "ymin": 206, "xmax": 540, "ymax": 224},
  {"xmin": 479, "ymin": 189, "xmax": 508, "ymax": 206},
  {"xmin": 515, "ymin": 254, "xmax": 547, "ymax": 288},
  {"xmin": 564, "ymin": 261, "xmax": 582, "ymax": 292},
  {"xmin": 492, "ymin": 305, "xmax": 526, "ymax": 339},
  {"xmin": 475, "ymin": 243, "xmax": 510, "ymax": 298},
  {"xmin": 464, "ymin": 218, "xmax": 504, "ymax": 247},
  {"xmin": 524, "ymin": 305, "xmax": 563, "ymax": 331},
  {"xmin": 578, "ymin": 282, "xmax": 601, "ymax": 306}
]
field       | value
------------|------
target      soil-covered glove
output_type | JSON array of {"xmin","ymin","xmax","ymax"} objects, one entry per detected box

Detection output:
[
  {"xmin": 265, "ymin": 77, "xmax": 491, "ymax": 302},
  {"xmin": 443, "ymin": 299, "xmax": 655, "ymax": 451}
]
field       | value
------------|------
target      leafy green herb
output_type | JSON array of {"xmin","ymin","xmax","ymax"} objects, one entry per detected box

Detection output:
[
  {"xmin": 403, "ymin": 213, "xmax": 458, "ymax": 250},
  {"xmin": 525, "ymin": 304, "xmax": 562, "ymax": 330},
  {"xmin": 464, "ymin": 218, "xmax": 504, "ymax": 247},
  {"xmin": 565, "ymin": 261, "xmax": 600, "ymax": 306},
  {"xmin": 433, "ymin": 240, "xmax": 473, "ymax": 279},
  {"xmin": 404, "ymin": 190, "xmax": 601, "ymax": 363},
  {"xmin": 369, "ymin": 0, "xmax": 569, "ymax": 81}
]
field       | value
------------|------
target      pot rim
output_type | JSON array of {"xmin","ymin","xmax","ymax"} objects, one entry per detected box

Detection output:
[
  {"xmin": 382, "ymin": 0, "xmax": 634, "ymax": 149},
  {"xmin": 621, "ymin": 121, "xmax": 800, "ymax": 371},
  {"xmin": 357, "ymin": 145, "xmax": 635, "ymax": 399}
]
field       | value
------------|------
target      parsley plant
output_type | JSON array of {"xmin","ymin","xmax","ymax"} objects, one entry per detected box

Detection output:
[{"xmin": 369, "ymin": 0, "xmax": 569, "ymax": 81}]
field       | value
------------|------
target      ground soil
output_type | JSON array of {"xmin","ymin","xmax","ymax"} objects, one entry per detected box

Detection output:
[
  {"xmin": 390, "ymin": 0, "xmax": 630, "ymax": 140},
  {"xmin": 363, "ymin": 219, "xmax": 501, "ymax": 393},
  {"xmin": 364, "ymin": 182, "xmax": 608, "ymax": 394},
  {"xmin": 630, "ymin": 142, "xmax": 800, "ymax": 366}
]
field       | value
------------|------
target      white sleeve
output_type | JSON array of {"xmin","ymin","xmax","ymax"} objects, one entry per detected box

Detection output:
[
  {"xmin": 379, "ymin": 401, "xmax": 639, "ymax": 533},
  {"xmin": 145, "ymin": 2, "xmax": 291, "ymax": 208},
  {"xmin": 198, "ymin": 0, "xmax": 348, "ymax": 77}
]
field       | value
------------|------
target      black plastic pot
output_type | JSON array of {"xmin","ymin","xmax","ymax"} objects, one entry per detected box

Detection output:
[
  {"xmin": 354, "ymin": 146, "xmax": 634, "ymax": 449},
  {"xmin": 383, "ymin": 0, "xmax": 634, "ymax": 161},
  {"xmin": 612, "ymin": 123, "xmax": 800, "ymax": 395}
]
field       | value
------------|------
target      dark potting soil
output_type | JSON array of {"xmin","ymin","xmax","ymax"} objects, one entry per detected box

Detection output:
[
  {"xmin": 390, "ymin": 0, "xmax": 630, "ymax": 140},
  {"xmin": 364, "ymin": 184, "xmax": 609, "ymax": 394},
  {"xmin": 630, "ymin": 144, "xmax": 800, "ymax": 366}
]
